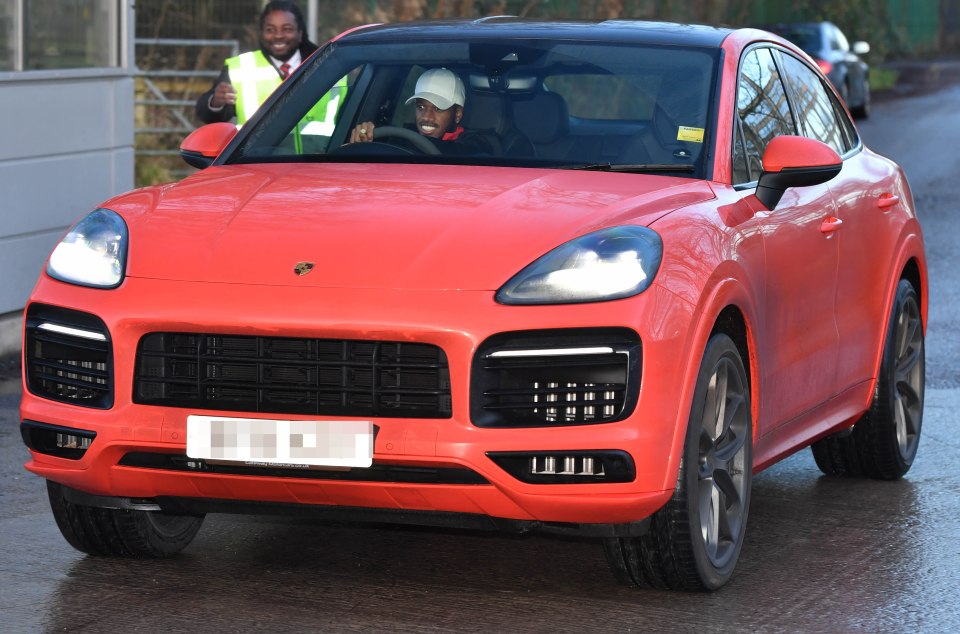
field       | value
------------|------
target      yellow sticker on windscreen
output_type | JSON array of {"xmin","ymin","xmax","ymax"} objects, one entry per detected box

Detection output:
[{"xmin": 677, "ymin": 126, "xmax": 705, "ymax": 143}]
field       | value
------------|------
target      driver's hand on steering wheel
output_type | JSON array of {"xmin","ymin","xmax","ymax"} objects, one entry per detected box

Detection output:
[{"xmin": 349, "ymin": 122, "xmax": 376, "ymax": 144}]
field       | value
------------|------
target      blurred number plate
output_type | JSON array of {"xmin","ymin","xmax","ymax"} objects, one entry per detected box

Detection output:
[{"xmin": 187, "ymin": 415, "xmax": 373, "ymax": 468}]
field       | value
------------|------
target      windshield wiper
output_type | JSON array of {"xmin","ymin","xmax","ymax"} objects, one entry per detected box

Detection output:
[{"xmin": 559, "ymin": 163, "xmax": 696, "ymax": 173}]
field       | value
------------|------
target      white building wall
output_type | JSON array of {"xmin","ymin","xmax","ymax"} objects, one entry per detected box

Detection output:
[
  {"xmin": 0, "ymin": 70, "xmax": 135, "ymax": 314},
  {"xmin": 0, "ymin": 3, "xmax": 134, "ymax": 356}
]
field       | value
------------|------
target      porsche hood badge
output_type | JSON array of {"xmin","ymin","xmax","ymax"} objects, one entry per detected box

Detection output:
[{"xmin": 293, "ymin": 262, "xmax": 315, "ymax": 276}]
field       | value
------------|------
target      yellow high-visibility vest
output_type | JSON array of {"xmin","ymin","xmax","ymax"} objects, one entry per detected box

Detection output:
[{"xmin": 225, "ymin": 50, "xmax": 348, "ymax": 135}]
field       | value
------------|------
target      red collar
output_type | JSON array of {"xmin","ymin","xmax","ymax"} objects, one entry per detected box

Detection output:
[{"xmin": 442, "ymin": 126, "xmax": 464, "ymax": 141}]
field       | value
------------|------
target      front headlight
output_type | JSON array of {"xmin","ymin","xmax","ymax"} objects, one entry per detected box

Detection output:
[
  {"xmin": 496, "ymin": 226, "xmax": 662, "ymax": 305},
  {"xmin": 46, "ymin": 208, "xmax": 128, "ymax": 289}
]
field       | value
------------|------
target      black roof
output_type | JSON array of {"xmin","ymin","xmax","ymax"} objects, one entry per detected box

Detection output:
[{"xmin": 338, "ymin": 17, "xmax": 734, "ymax": 49}]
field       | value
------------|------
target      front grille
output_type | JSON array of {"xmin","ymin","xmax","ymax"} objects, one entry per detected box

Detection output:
[
  {"xmin": 134, "ymin": 333, "xmax": 452, "ymax": 418},
  {"xmin": 25, "ymin": 304, "xmax": 113, "ymax": 409},
  {"xmin": 472, "ymin": 329, "xmax": 641, "ymax": 427}
]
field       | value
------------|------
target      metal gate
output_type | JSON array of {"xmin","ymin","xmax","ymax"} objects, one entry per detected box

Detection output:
[{"xmin": 134, "ymin": 37, "xmax": 238, "ymax": 184}]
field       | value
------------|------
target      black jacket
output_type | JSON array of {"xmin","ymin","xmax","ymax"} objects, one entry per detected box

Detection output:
[{"xmin": 195, "ymin": 40, "xmax": 319, "ymax": 124}]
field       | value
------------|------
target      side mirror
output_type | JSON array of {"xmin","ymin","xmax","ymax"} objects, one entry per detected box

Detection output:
[
  {"xmin": 755, "ymin": 135, "xmax": 842, "ymax": 210},
  {"xmin": 852, "ymin": 41, "xmax": 870, "ymax": 56},
  {"xmin": 179, "ymin": 122, "xmax": 238, "ymax": 169}
]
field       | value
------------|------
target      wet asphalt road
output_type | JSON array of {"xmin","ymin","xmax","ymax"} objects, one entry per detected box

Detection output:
[{"xmin": 3, "ymin": 84, "xmax": 960, "ymax": 632}]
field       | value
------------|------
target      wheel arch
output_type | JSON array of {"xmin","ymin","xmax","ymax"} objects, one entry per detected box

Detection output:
[
  {"xmin": 864, "ymin": 234, "xmax": 928, "ymax": 404},
  {"xmin": 712, "ymin": 305, "xmax": 753, "ymax": 401},
  {"xmin": 883, "ymin": 234, "xmax": 928, "ymax": 346},
  {"xmin": 658, "ymin": 277, "xmax": 761, "ymax": 492},
  {"xmin": 710, "ymin": 304, "xmax": 760, "ymax": 447},
  {"xmin": 900, "ymin": 255, "xmax": 925, "ymax": 324}
]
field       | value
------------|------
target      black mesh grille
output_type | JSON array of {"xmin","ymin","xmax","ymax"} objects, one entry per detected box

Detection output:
[
  {"xmin": 471, "ymin": 329, "xmax": 641, "ymax": 427},
  {"xmin": 25, "ymin": 304, "xmax": 113, "ymax": 409},
  {"xmin": 134, "ymin": 333, "xmax": 452, "ymax": 418}
]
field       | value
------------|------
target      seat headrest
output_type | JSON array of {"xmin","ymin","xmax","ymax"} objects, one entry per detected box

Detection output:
[
  {"xmin": 460, "ymin": 91, "xmax": 506, "ymax": 133},
  {"xmin": 512, "ymin": 92, "xmax": 569, "ymax": 144}
]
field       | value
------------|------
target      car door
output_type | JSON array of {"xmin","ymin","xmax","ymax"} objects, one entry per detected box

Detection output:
[
  {"xmin": 777, "ymin": 50, "xmax": 900, "ymax": 393},
  {"xmin": 732, "ymin": 46, "xmax": 841, "ymax": 432}
]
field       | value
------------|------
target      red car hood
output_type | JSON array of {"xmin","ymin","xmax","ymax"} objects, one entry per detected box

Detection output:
[{"xmin": 113, "ymin": 163, "xmax": 714, "ymax": 290}]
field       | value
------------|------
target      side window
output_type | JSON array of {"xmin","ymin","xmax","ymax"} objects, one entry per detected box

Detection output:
[
  {"xmin": 390, "ymin": 65, "xmax": 425, "ymax": 128},
  {"xmin": 777, "ymin": 52, "xmax": 847, "ymax": 155},
  {"xmin": 732, "ymin": 121, "xmax": 749, "ymax": 184},
  {"xmin": 733, "ymin": 47, "xmax": 797, "ymax": 184},
  {"xmin": 833, "ymin": 93, "xmax": 859, "ymax": 151}
]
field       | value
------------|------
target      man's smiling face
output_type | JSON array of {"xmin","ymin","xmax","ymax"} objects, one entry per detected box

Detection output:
[
  {"xmin": 414, "ymin": 99, "xmax": 462, "ymax": 138},
  {"xmin": 260, "ymin": 10, "xmax": 301, "ymax": 61}
]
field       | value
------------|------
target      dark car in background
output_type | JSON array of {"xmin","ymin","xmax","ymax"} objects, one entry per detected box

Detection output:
[{"xmin": 766, "ymin": 21, "xmax": 871, "ymax": 118}]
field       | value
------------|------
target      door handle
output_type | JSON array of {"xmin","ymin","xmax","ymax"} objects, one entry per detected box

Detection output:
[
  {"xmin": 820, "ymin": 216, "xmax": 843, "ymax": 233},
  {"xmin": 878, "ymin": 193, "xmax": 900, "ymax": 209}
]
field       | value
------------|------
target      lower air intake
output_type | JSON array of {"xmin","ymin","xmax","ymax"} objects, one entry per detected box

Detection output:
[
  {"xmin": 472, "ymin": 328, "xmax": 641, "ymax": 427},
  {"xmin": 25, "ymin": 304, "xmax": 113, "ymax": 409}
]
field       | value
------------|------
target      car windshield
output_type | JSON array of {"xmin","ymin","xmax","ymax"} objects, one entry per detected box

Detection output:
[{"xmin": 227, "ymin": 36, "xmax": 719, "ymax": 178}]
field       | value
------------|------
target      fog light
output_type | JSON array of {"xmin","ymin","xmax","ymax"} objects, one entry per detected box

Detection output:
[
  {"xmin": 530, "ymin": 455, "xmax": 605, "ymax": 477},
  {"xmin": 56, "ymin": 432, "xmax": 93, "ymax": 450},
  {"xmin": 487, "ymin": 450, "xmax": 634, "ymax": 484},
  {"xmin": 20, "ymin": 420, "xmax": 97, "ymax": 460}
]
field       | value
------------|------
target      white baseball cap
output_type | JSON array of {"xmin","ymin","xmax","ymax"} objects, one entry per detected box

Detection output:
[{"xmin": 404, "ymin": 68, "xmax": 466, "ymax": 111}]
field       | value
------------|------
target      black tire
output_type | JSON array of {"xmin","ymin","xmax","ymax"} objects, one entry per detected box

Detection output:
[
  {"xmin": 811, "ymin": 279, "xmax": 924, "ymax": 480},
  {"xmin": 604, "ymin": 333, "xmax": 752, "ymax": 591},
  {"xmin": 851, "ymin": 80, "xmax": 871, "ymax": 119},
  {"xmin": 47, "ymin": 481, "xmax": 204, "ymax": 557}
]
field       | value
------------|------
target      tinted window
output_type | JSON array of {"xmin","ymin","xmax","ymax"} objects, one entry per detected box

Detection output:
[
  {"xmin": 833, "ymin": 92, "xmax": 859, "ymax": 150},
  {"xmin": 733, "ymin": 47, "xmax": 796, "ymax": 184},
  {"xmin": 230, "ymin": 39, "xmax": 718, "ymax": 176},
  {"xmin": 25, "ymin": 0, "xmax": 120, "ymax": 69},
  {"xmin": 777, "ymin": 52, "xmax": 846, "ymax": 154},
  {"xmin": 0, "ymin": 3, "xmax": 12, "ymax": 71},
  {"xmin": 547, "ymin": 74, "xmax": 658, "ymax": 120}
]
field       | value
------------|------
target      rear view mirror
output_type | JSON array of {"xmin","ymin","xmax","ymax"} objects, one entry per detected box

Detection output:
[
  {"xmin": 180, "ymin": 123, "xmax": 238, "ymax": 169},
  {"xmin": 756, "ymin": 135, "xmax": 842, "ymax": 209}
]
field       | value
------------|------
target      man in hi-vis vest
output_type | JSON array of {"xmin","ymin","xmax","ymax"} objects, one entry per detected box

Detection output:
[{"xmin": 195, "ymin": 0, "xmax": 345, "ymax": 134}]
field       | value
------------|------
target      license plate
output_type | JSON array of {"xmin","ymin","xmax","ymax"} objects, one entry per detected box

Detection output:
[{"xmin": 186, "ymin": 415, "xmax": 373, "ymax": 468}]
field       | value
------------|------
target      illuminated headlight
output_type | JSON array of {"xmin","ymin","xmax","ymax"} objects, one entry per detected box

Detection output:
[
  {"xmin": 496, "ymin": 226, "xmax": 662, "ymax": 304},
  {"xmin": 46, "ymin": 208, "xmax": 128, "ymax": 288}
]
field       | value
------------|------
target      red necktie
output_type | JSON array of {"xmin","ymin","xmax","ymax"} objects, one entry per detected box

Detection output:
[{"xmin": 279, "ymin": 62, "xmax": 291, "ymax": 79}]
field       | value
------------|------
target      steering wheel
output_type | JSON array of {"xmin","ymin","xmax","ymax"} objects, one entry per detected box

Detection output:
[{"xmin": 372, "ymin": 126, "xmax": 441, "ymax": 155}]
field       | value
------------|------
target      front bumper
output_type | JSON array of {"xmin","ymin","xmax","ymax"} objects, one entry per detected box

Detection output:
[{"xmin": 21, "ymin": 274, "xmax": 699, "ymax": 527}]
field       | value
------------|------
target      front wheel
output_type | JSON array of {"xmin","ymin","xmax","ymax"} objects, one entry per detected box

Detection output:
[
  {"xmin": 47, "ymin": 481, "xmax": 204, "ymax": 557},
  {"xmin": 604, "ymin": 333, "xmax": 752, "ymax": 591},
  {"xmin": 811, "ymin": 279, "xmax": 924, "ymax": 479}
]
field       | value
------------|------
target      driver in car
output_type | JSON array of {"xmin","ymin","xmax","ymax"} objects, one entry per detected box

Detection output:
[{"xmin": 348, "ymin": 68, "xmax": 498, "ymax": 155}]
